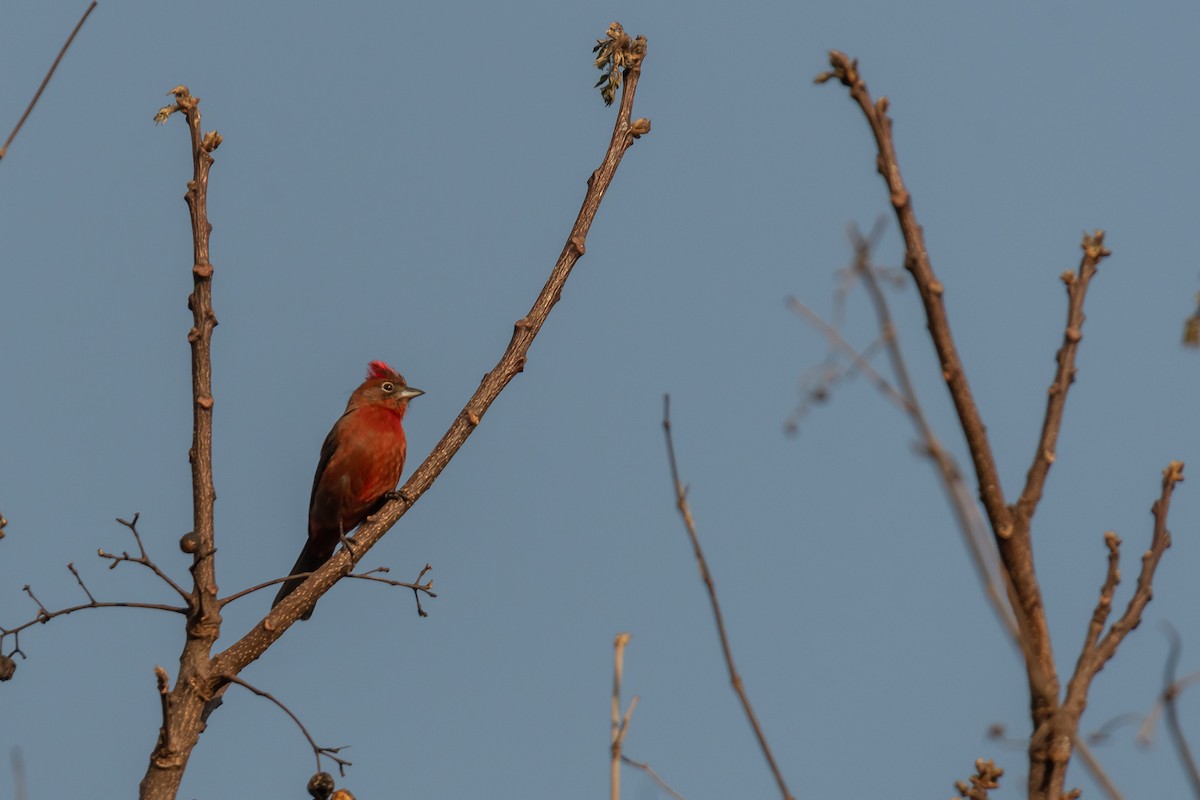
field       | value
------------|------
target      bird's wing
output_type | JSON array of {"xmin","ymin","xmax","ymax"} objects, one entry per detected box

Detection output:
[{"xmin": 308, "ymin": 416, "xmax": 345, "ymax": 512}]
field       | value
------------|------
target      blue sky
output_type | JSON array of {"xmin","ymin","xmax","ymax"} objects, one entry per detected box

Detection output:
[{"xmin": 3, "ymin": 2, "xmax": 1200, "ymax": 798}]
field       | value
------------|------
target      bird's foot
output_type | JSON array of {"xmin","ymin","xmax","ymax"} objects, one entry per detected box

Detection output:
[
  {"xmin": 383, "ymin": 489, "xmax": 412, "ymax": 504},
  {"xmin": 339, "ymin": 531, "xmax": 358, "ymax": 560}
]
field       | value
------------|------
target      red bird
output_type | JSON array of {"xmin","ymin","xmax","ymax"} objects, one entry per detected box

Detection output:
[{"xmin": 272, "ymin": 361, "xmax": 423, "ymax": 618}]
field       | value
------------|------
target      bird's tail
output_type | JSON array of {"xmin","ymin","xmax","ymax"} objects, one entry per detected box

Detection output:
[{"xmin": 271, "ymin": 538, "xmax": 333, "ymax": 620}]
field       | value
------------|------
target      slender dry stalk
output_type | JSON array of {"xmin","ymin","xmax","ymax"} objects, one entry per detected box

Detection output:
[
  {"xmin": 611, "ymin": 632, "xmax": 635, "ymax": 800},
  {"xmin": 662, "ymin": 395, "xmax": 794, "ymax": 800},
  {"xmin": 0, "ymin": 2, "xmax": 97, "ymax": 162},
  {"xmin": 1155, "ymin": 625, "xmax": 1200, "ymax": 797},
  {"xmin": 620, "ymin": 756, "xmax": 687, "ymax": 800}
]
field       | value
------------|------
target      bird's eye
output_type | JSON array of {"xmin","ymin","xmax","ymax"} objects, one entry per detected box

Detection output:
[{"xmin": 381, "ymin": 382, "xmax": 395, "ymax": 392}]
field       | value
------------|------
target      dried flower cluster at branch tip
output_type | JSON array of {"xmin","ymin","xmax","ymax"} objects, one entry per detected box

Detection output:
[
  {"xmin": 153, "ymin": 85, "xmax": 199, "ymax": 125},
  {"xmin": 813, "ymin": 50, "xmax": 860, "ymax": 88},
  {"xmin": 593, "ymin": 21, "xmax": 646, "ymax": 106},
  {"xmin": 953, "ymin": 759, "xmax": 1004, "ymax": 800}
]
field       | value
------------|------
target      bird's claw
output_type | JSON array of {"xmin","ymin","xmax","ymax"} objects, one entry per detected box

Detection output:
[{"xmin": 339, "ymin": 532, "xmax": 358, "ymax": 560}]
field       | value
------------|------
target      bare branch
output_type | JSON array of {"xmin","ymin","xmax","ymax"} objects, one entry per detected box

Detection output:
[
  {"xmin": 816, "ymin": 51, "xmax": 1012, "ymax": 543},
  {"xmin": 140, "ymin": 84, "xmax": 224, "ymax": 800},
  {"xmin": 853, "ymin": 227, "xmax": 1020, "ymax": 644},
  {"xmin": 0, "ymin": 2, "xmax": 97, "ymax": 162},
  {"xmin": 1073, "ymin": 739, "xmax": 1125, "ymax": 800},
  {"xmin": 219, "ymin": 564, "xmax": 436, "ymax": 617},
  {"xmin": 95, "ymin": 515, "xmax": 192, "ymax": 603},
  {"xmin": 1013, "ymin": 232, "xmax": 1111, "ymax": 524},
  {"xmin": 620, "ymin": 756, "xmax": 687, "ymax": 800},
  {"xmin": 1068, "ymin": 462, "xmax": 1182, "ymax": 697},
  {"xmin": 225, "ymin": 676, "xmax": 352, "ymax": 776},
  {"xmin": 611, "ymin": 632, "xmax": 634, "ymax": 800},
  {"xmin": 1158, "ymin": 624, "xmax": 1200, "ymax": 797},
  {"xmin": 662, "ymin": 395, "xmax": 794, "ymax": 800},
  {"xmin": 213, "ymin": 23, "xmax": 652, "ymax": 676},
  {"xmin": 2, "ymin": 563, "xmax": 186, "ymax": 661}
]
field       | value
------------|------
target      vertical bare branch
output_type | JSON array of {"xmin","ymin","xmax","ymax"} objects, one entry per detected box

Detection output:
[
  {"xmin": 662, "ymin": 396, "xmax": 795, "ymax": 800},
  {"xmin": 816, "ymin": 50, "xmax": 1062, "ymax": 742},
  {"xmin": 815, "ymin": 53, "xmax": 1012, "ymax": 543},
  {"xmin": 816, "ymin": 51, "xmax": 1170, "ymax": 800},
  {"xmin": 139, "ymin": 86, "xmax": 224, "ymax": 800},
  {"xmin": 1013, "ymin": 233, "xmax": 1111, "ymax": 523},
  {"xmin": 611, "ymin": 632, "xmax": 634, "ymax": 800},
  {"xmin": 0, "ymin": 2, "xmax": 97, "ymax": 162}
]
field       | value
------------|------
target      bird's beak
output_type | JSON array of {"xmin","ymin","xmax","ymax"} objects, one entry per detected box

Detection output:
[{"xmin": 399, "ymin": 386, "xmax": 424, "ymax": 401}]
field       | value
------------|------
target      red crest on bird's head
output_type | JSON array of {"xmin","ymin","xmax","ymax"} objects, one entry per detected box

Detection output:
[{"xmin": 367, "ymin": 361, "xmax": 400, "ymax": 381}]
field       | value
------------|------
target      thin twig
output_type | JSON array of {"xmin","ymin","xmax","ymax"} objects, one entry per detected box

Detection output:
[
  {"xmin": 1013, "ymin": 232, "xmax": 1111, "ymax": 524},
  {"xmin": 1073, "ymin": 739, "xmax": 1125, "ymax": 800},
  {"xmin": 95, "ymin": 514, "xmax": 193, "ymax": 602},
  {"xmin": 786, "ymin": 295, "xmax": 910, "ymax": 413},
  {"xmin": 621, "ymin": 756, "xmax": 687, "ymax": 800},
  {"xmin": 662, "ymin": 395, "xmax": 794, "ymax": 800},
  {"xmin": 1, "ymin": 565, "xmax": 186, "ymax": 659},
  {"xmin": 0, "ymin": 1, "xmax": 97, "ymax": 162},
  {"xmin": 1067, "ymin": 463, "xmax": 1182, "ymax": 695},
  {"xmin": 10, "ymin": 746, "xmax": 29, "ymax": 800},
  {"xmin": 1160, "ymin": 623, "xmax": 1200, "ymax": 797},
  {"xmin": 224, "ymin": 675, "xmax": 352, "ymax": 776},
  {"xmin": 219, "ymin": 565, "xmax": 436, "ymax": 615},
  {"xmin": 612, "ymin": 632, "xmax": 632, "ymax": 800},
  {"xmin": 797, "ymin": 227, "xmax": 1021, "ymax": 644}
]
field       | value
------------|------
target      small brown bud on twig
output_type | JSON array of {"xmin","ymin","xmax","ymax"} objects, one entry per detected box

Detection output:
[{"xmin": 179, "ymin": 532, "xmax": 200, "ymax": 554}]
